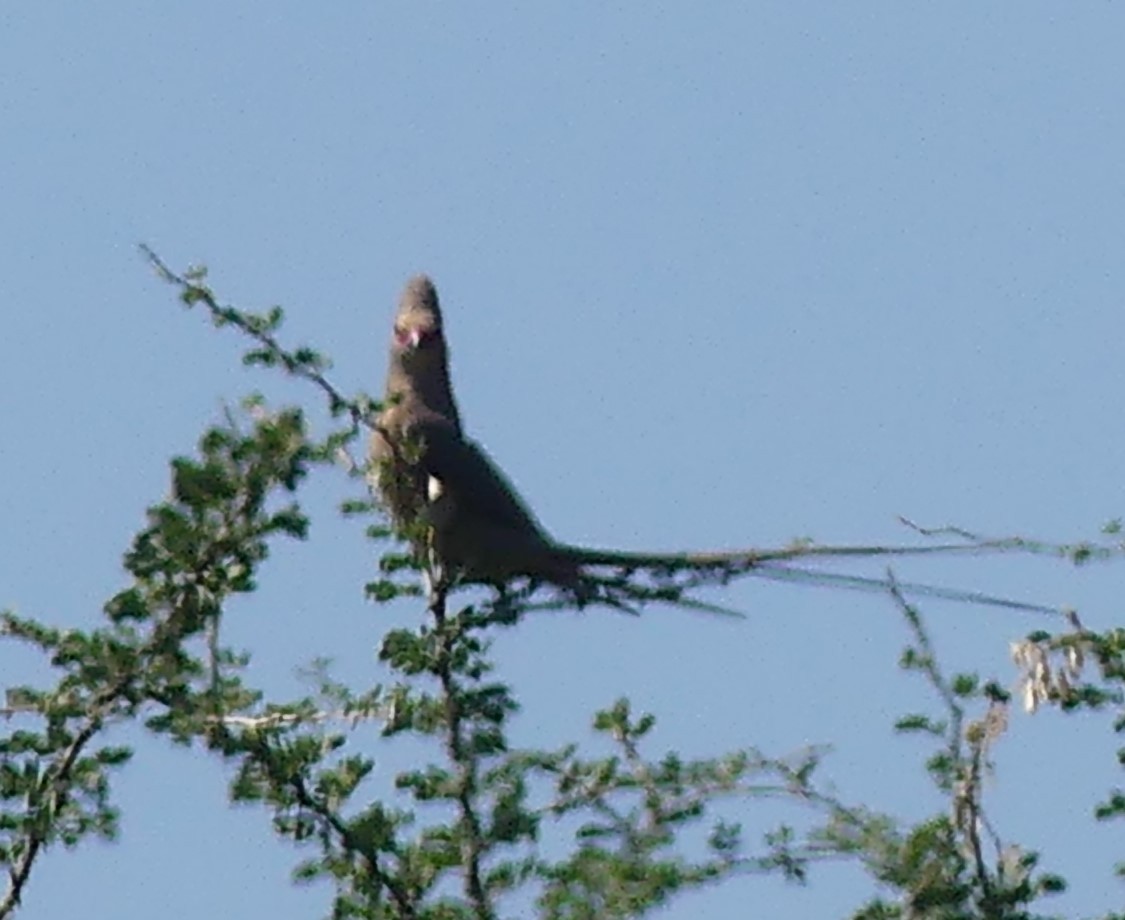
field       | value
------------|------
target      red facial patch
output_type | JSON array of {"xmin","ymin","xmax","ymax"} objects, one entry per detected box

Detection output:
[{"xmin": 395, "ymin": 326, "xmax": 436, "ymax": 349}]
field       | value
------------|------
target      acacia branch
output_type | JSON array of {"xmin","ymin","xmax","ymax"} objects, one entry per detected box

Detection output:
[
  {"xmin": 240, "ymin": 733, "xmax": 417, "ymax": 918},
  {"xmin": 889, "ymin": 575, "xmax": 965, "ymax": 769},
  {"xmin": 963, "ymin": 730, "xmax": 994, "ymax": 906},
  {"xmin": 427, "ymin": 577, "xmax": 493, "ymax": 920},
  {"xmin": 0, "ymin": 674, "xmax": 133, "ymax": 918},
  {"xmin": 140, "ymin": 243, "xmax": 378, "ymax": 435}
]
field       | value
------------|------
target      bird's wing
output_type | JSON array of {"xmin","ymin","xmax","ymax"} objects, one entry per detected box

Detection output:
[{"xmin": 411, "ymin": 413, "xmax": 553, "ymax": 543}]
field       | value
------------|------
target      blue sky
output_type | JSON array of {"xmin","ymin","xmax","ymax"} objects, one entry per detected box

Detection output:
[{"xmin": 3, "ymin": 4, "xmax": 1124, "ymax": 917}]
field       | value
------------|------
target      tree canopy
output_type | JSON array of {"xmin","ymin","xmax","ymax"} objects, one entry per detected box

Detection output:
[{"xmin": 2, "ymin": 259, "xmax": 1122, "ymax": 919}]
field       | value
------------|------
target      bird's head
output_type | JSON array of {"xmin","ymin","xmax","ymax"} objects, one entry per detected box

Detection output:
[
  {"xmin": 392, "ymin": 274, "xmax": 447, "ymax": 365},
  {"xmin": 384, "ymin": 274, "xmax": 461, "ymax": 424}
]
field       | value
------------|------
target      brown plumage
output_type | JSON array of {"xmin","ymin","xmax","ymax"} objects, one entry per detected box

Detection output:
[{"xmin": 369, "ymin": 275, "xmax": 581, "ymax": 587}]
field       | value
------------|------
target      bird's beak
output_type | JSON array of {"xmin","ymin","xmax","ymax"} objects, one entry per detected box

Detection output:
[{"xmin": 396, "ymin": 324, "xmax": 437, "ymax": 352}]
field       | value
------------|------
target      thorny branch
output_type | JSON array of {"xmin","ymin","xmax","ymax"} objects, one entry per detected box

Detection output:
[
  {"xmin": 0, "ymin": 677, "xmax": 129, "ymax": 918},
  {"xmin": 962, "ymin": 719, "xmax": 993, "ymax": 901},
  {"xmin": 141, "ymin": 244, "xmax": 378, "ymax": 439},
  {"xmin": 426, "ymin": 574, "xmax": 493, "ymax": 920},
  {"xmin": 890, "ymin": 575, "xmax": 966, "ymax": 771},
  {"xmin": 240, "ymin": 732, "xmax": 418, "ymax": 919},
  {"xmin": 888, "ymin": 576, "xmax": 1017, "ymax": 907},
  {"xmin": 0, "ymin": 601, "xmax": 224, "ymax": 918}
]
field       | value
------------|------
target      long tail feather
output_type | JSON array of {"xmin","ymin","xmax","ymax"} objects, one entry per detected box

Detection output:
[
  {"xmin": 749, "ymin": 562, "xmax": 1063, "ymax": 616},
  {"xmin": 561, "ymin": 538, "xmax": 1033, "ymax": 570}
]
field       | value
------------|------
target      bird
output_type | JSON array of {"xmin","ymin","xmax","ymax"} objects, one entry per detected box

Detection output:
[
  {"xmin": 368, "ymin": 275, "xmax": 1063, "ymax": 617},
  {"xmin": 369, "ymin": 274, "xmax": 584, "ymax": 589}
]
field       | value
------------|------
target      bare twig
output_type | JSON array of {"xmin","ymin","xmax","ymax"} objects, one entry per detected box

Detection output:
[
  {"xmin": 211, "ymin": 708, "xmax": 388, "ymax": 730},
  {"xmin": 901, "ymin": 516, "xmax": 1125, "ymax": 567}
]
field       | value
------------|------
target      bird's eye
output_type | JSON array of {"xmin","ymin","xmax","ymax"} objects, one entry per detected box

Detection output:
[{"xmin": 394, "ymin": 325, "xmax": 437, "ymax": 349}]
